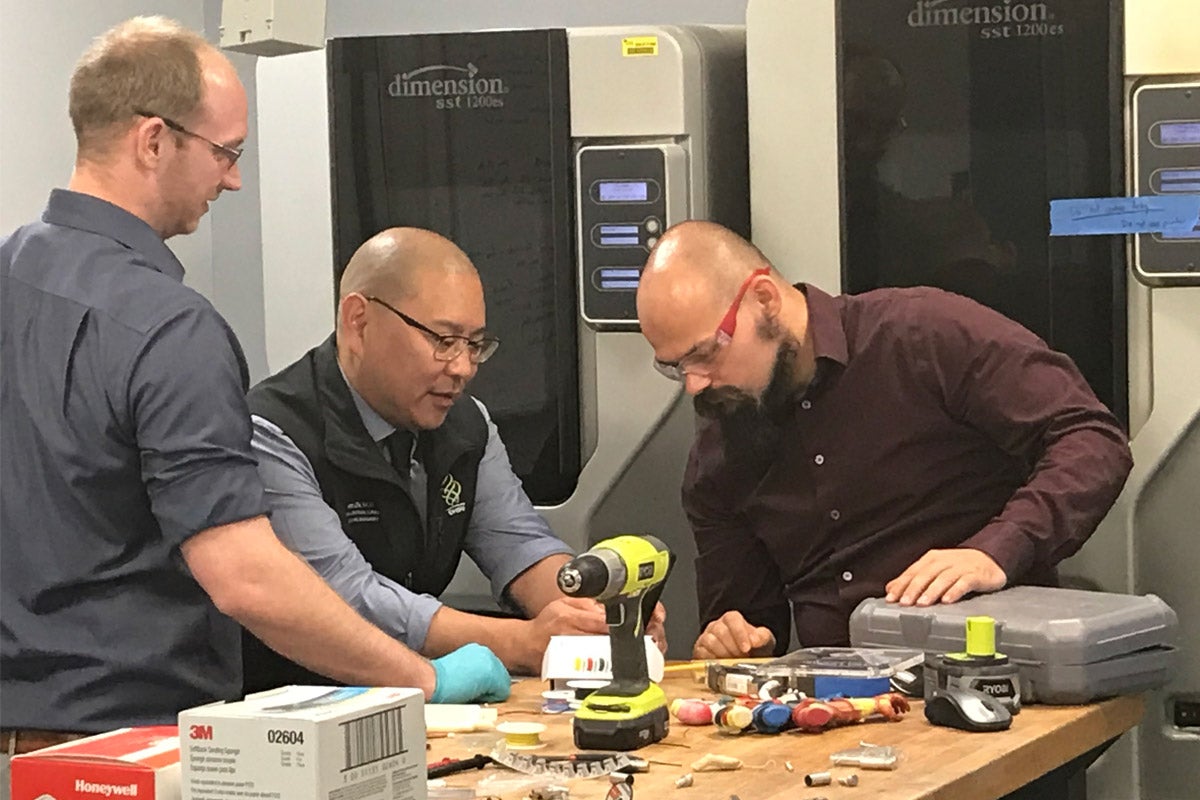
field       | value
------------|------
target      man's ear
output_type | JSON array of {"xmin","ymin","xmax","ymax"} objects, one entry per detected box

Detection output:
[
  {"xmin": 750, "ymin": 274, "xmax": 783, "ymax": 319},
  {"xmin": 338, "ymin": 292, "xmax": 370, "ymax": 348},
  {"xmin": 133, "ymin": 116, "xmax": 168, "ymax": 169}
]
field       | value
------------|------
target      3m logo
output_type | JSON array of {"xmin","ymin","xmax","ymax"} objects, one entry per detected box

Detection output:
[{"xmin": 189, "ymin": 724, "xmax": 214, "ymax": 740}]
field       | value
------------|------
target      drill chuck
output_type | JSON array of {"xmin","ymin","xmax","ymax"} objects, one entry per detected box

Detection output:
[{"xmin": 557, "ymin": 550, "xmax": 625, "ymax": 600}]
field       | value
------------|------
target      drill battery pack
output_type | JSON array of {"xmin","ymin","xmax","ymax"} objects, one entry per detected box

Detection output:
[{"xmin": 573, "ymin": 704, "xmax": 670, "ymax": 751}]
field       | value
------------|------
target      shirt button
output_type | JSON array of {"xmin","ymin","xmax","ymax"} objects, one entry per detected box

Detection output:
[
  {"xmin": 842, "ymin": 571, "xmax": 853, "ymax": 582},
  {"xmin": 830, "ymin": 509, "xmax": 841, "ymax": 521},
  {"xmin": 814, "ymin": 454, "xmax": 825, "ymax": 465},
  {"xmin": 801, "ymin": 399, "xmax": 812, "ymax": 410}
]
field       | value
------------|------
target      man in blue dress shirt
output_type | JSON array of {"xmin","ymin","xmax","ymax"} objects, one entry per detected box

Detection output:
[
  {"xmin": 244, "ymin": 227, "xmax": 667, "ymax": 689},
  {"xmin": 0, "ymin": 18, "xmax": 510, "ymax": 760}
]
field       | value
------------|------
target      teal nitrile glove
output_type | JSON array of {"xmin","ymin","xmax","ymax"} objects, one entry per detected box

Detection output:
[{"xmin": 430, "ymin": 643, "xmax": 512, "ymax": 703}]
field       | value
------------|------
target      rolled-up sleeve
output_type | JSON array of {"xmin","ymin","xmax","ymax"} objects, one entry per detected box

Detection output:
[
  {"xmin": 131, "ymin": 304, "xmax": 268, "ymax": 545},
  {"xmin": 250, "ymin": 415, "xmax": 443, "ymax": 649},
  {"xmin": 462, "ymin": 399, "xmax": 574, "ymax": 602}
]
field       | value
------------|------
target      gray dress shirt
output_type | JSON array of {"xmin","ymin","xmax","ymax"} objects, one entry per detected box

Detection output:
[
  {"xmin": 250, "ymin": 378, "xmax": 572, "ymax": 650},
  {"xmin": 1, "ymin": 189, "xmax": 268, "ymax": 730}
]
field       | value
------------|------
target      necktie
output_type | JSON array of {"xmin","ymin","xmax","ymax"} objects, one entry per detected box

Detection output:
[
  {"xmin": 384, "ymin": 429, "xmax": 428, "ymax": 526},
  {"xmin": 385, "ymin": 430, "xmax": 414, "ymax": 479}
]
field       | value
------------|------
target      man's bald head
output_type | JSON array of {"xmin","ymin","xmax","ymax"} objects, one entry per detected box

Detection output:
[
  {"xmin": 638, "ymin": 220, "xmax": 775, "ymax": 339},
  {"xmin": 339, "ymin": 227, "xmax": 477, "ymax": 306}
]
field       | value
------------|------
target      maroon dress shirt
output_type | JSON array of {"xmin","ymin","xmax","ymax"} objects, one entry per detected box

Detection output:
[{"xmin": 683, "ymin": 285, "xmax": 1133, "ymax": 649}]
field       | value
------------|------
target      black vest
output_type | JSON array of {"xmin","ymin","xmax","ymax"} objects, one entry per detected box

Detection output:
[{"xmin": 242, "ymin": 335, "xmax": 487, "ymax": 692}]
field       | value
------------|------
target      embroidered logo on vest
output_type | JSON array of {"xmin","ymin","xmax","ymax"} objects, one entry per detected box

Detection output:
[
  {"xmin": 345, "ymin": 500, "xmax": 381, "ymax": 524},
  {"xmin": 441, "ymin": 474, "xmax": 466, "ymax": 516}
]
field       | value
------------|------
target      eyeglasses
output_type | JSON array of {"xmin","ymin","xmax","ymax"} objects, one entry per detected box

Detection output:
[
  {"xmin": 367, "ymin": 296, "xmax": 500, "ymax": 364},
  {"xmin": 653, "ymin": 267, "xmax": 770, "ymax": 381},
  {"xmin": 135, "ymin": 110, "xmax": 244, "ymax": 165}
]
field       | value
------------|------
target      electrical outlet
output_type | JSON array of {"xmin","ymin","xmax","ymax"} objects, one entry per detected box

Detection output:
[{"xmin": 1173, "ymin": 698, "xmax": 1200, "ymax": 729}]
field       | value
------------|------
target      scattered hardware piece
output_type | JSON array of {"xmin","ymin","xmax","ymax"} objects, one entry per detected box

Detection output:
[
  {"xmin": 529, "ymin": 787, "xmax": 571, "ymax": 800},
  {"xmin": 829, "ymin": 743, "xmax": 899, "ymax": 770},
  {"xmin": 838, "ymin": 773, "xmax": 859, "ymax": 787},
  {"xmin": 804, "ymin": 771, "xmax": 833, "ymax": 787},
  {"xmin": 674, "ymin": 773, "xmax": 694, "ymax": 788},
  {"xmin": 606, "ymin": 772, "xmax": 634, "ymax": 800}
]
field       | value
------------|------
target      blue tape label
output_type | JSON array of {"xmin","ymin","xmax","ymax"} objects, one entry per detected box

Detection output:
[{"xmin": 1049, "ymin": 195, "xmax": 1200, "ymax": 236}]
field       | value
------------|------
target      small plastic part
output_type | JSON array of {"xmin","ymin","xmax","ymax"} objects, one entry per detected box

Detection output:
[
  {"xmin": 965, "ymin": 616, "xmax": 997, "ymax": 657},
  {"xmin": 691, "ymin": 754, "xmax": 743, "ymax": 772},
  {"xmin": 425, "ymin": 704, "xmax": 499, "ymax": 733},
  {"xmin": 671, "ymin": 698, "xmax": 716, "ymax": 725},
  {"xmin": 674, "ymin": 773, "xmax": 694, "ymax": 788},
  {"xmin": 751, "ymin": 701, "xmax": 793, "ymax": 734},
  {"xmin": 713, "ymin": 703, "xmax": 753, "ymax": 734},
  {"xmin": 838, "ymin": 773, "xmax": 859, "ymax": 787}
]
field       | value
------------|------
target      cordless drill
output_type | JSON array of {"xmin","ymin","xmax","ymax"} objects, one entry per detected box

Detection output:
[{"xmin": 556, "ymin": 534, "xmax": 674, "ymax": 750}]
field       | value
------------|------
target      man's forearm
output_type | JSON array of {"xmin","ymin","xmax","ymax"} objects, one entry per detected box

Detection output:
[
  {"xmin": 507, "ymin": 553, "xmax": 573, "ymax": 616},
  {"xmin": 242, "ymin": 552, "xmax": 437, "ymax": 695},
  {"xmin": 182, "ymin": 517, "xmax": 436, "ymax": 697},
  {"xmin": 422, "ymin": 606, "xmax": 534, "ymax": 673}
]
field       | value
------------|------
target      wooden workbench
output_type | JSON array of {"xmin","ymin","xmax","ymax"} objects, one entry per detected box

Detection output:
[{"xmin": 426, "ymin": 670, "xmax": 1145, "ymax": 800}]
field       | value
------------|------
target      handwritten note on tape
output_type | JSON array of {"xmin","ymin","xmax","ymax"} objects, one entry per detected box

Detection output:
[{"xmin": 1050, "ymin": 196, "xmax": 1200, "ymax": 236}]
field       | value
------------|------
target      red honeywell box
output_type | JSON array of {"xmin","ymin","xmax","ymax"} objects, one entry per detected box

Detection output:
[{"xmin": 9, "ymin": 725, "xmax": 180, "ymax": 800}]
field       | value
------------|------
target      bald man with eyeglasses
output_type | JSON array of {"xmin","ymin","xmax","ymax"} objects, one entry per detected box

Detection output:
[{"xmin": 244, "ymin": 227, "xmax": 665, "ymax": 690}]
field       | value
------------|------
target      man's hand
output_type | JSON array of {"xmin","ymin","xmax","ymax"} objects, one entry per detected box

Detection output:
[
  {"xmin": 692, "ymin": 610, "xmax": 775, "ymax": 659},
  {"xmin": 532, "ymin": 596, "xmax": 609, "ymax": 637},
  {"xmin": 503, "ymin": 596, "xmax": 608, "ymax": 674},
  {"xmin": 885, "ymin": 548, "xmax": 1007, "ymax": 606},
  {"xmin": 646, "ymin": 602, "xmax": 668, "ymax": 654}
]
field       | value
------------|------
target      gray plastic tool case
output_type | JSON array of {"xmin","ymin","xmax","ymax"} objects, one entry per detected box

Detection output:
[{"xmin": 848, "ymin": 586, "xmax": 1177, "ymax": 704}]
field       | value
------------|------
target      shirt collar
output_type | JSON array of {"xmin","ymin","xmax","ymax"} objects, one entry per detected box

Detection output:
[
  {"xmin": 337, "ymin": 363, "xmax": 411, "ymax": 445},
  {"xmin": 799, "ymin": 283, "xmax": 850, "ymax": 367},
  {"xmin": 42, "ymin": 189, "xmax": 186, "ymax": 282}
]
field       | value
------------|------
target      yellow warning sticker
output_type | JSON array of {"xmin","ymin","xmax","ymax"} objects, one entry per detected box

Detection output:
[{"xmin": 622, "ymin": 36, "xmax": 659, "ymax": 57}]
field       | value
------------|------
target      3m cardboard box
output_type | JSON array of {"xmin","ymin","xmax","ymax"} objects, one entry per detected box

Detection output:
[
  {"xmin": 178, "ymin": 686, "xmax": 425, "ymax": 800},
  {"xmin": 9, "ymin": 725, "xmax": 180, "ymax": 800}
]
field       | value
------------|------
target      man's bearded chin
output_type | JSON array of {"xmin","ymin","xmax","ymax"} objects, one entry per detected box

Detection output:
[{"xmin": 693, "ymin": 329, "xmax": 803, "ymax": 460}]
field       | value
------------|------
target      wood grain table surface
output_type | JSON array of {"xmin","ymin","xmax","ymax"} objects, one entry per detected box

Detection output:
[{"xmin": 426, "ymin": 667, "xmax": 1145, "ymax": 800}]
